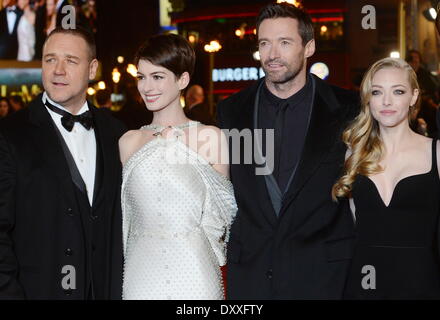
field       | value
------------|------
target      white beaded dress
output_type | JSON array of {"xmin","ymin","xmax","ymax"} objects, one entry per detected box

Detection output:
[
  {"xmin": 121, "ymin": 121, "xmax": 237, "ymax": 300},
  {"xmin": 17, "ymin": 14, "xmax": 35, "ymax": 62}
]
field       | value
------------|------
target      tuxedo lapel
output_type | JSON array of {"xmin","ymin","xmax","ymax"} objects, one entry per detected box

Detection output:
[
  {"xmin": 88, "ymin": 103, "xmax": 103, "ymax": 206},
  {"xmin": 12, "ymin": 10, "xmax": 22, "ymax": 35},
  {"xmin": 0, "ymin": 10, "xmax": 6, "ymax": 33},
  {"xmin": 28, "ymin": 98, "xmax": 82, "ymax": 231},
  {"xmin": 251, "ymin": 81, "xmax": 281, "ymax": 225},
  {"xmin": 90, "ymin": 106, "xmax": 118, "ymax": 213},
  {"xmin": 281, "ymin": 76, "xmax": 344, "ymax": 216},
  {"xmin": 52, "ymin": 124, "xmax": 88, "ymax": 197},
  {"xmin": 92, "ymin": 131, "xmax": 103, "ymax": 206},
  {"xmin": 231, "ymin": 80, "xmax": 278, "ymax": 226},
  {"xmin": 228, "ymin": 86, "xmax": 255, "ymax": 131}
]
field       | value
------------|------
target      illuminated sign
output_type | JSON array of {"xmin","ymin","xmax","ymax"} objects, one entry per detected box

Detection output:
[
  {"xmin": 213, "ymin": 67, "xmax": 265, "ymax": 82},
  {"xmin": 0, "ymin": 68, "xmax": 41, "ymax": 85},
  {"xmin": 0, "ymin": 68, "xmax": 42, "ymax": 97},
  {"xmin": 159, "ymin": 0, "xmax": 177, "ymax": 32}
]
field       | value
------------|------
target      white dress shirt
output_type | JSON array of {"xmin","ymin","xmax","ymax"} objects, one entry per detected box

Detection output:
[
  {"xmin": 43, "ymin": 92, "xmax": 97, "ymax": 205},
  {"xmin": 6, "ymin": 6, "xmax": 18, "ymax": 34}
]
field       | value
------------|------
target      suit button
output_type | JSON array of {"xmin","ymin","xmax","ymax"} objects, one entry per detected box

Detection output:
[
  {"xmin": 65, "ymin": 248, "xmax": 73, "ymax": 256},
  {"xmin": 266, "ymin": 269, "xmax": 273, "ymax": 279},
  {"xmin": 67, "ymin": 208, "xmax": 73, "ymax": 216},
  {"xmin": 91, "ymin": 214, "xmax": 98, "ymax": 220}
]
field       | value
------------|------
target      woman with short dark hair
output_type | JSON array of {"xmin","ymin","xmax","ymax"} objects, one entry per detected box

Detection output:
[{"xmin": 119, "ymin": 34, "xmax": 237, "ymax": 300}]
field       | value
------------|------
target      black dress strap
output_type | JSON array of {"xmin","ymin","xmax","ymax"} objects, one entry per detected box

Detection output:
[{"xmin": 432, "ymin": 139, "xmax": 438, "ymax": 175}]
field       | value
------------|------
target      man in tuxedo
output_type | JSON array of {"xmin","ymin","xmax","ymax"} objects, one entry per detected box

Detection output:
[
  {"xmin": 0, "ymin": 26, "xmax": 126, "ymax": 299},
  {"xmin": 0, "ymin": 0, "xmax": 22, "ymax": 59},
  {"xmin": 217, "ymin": 3, "xmax": 358, "ymax": 299}
]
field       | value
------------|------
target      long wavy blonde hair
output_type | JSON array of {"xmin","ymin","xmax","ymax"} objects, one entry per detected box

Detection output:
[{"xmin": 332, "ymin": 57, "xmax": 420, "ymax": 200}]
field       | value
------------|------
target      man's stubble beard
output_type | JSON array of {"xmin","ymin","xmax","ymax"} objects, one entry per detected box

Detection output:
[{"xmin": 262, "ymin": 58, "xmax": 304, "ymax": 86}]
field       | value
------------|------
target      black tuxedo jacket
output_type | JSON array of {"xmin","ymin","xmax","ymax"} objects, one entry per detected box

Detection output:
[
  {"xmin": 184, "ymin": 102, "xmax": 216, "ymax": 126},
  {"xmin": 0, "ymin": 8, "xmax": 22, "ymax": 59},
  {"xmin": 436, "ymin": 110, "xmax": 440, "ymax": 138},
  {"xmin": 217, "ymin": 75, "xmax": 359, "ymax": 299},
  {"xmin": 0, "ymin": 96, "xmax": 126, "ymax": 299}
]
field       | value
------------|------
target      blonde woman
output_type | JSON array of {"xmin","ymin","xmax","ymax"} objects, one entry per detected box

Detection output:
[{"xmin": 333, "ymin": 57, "xmax": 440, "ymax": 299}]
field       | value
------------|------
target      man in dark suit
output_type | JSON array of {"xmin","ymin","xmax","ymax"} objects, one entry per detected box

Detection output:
[
  {"xmin": 0, "ymin": 26, "xmax": 126, "ymax": 299},
  {"xmin": 0, "ymin": 0, "xmax": 23, "ymax": 59},
  {"xmin": 184, "ymin": 84, "xmax": 216, "ymax": 125},
  {"xmin": 217, "ymin": 3, "xmax": 358, "ymax": 299}
]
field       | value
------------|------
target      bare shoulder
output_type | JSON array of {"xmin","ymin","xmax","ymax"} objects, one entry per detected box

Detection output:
[
  {"xmin": 119, "ymin": 129, "xmax": 145, "ymax": 149},
  {"xmin": 190, "ymin": 125, "xmax": 230, "ymax": 178},
  {"xmin": 118, "ymin": 129, "xmax": 151, "ymax": 165},
  {"xmin": 410, "ymin": 134, "xmax": 431, "ymax": 152},
  {"xmin": 411, "ymin": 134, "xmax": 432, "ymax": 163},
  {"xmin": 196, "ymin": 124, "xmax": 225, "ymax": 137},
  {"xmin": 195, "ymin": 125, "xmax": 228, "ymax": 158},
  {"xmin": 418, "ymin": 135, "xmax": 434, "ymax": 157},
  {"xmin": 185, "ymin": 125, "xmax": 226, "ymax": 148}
]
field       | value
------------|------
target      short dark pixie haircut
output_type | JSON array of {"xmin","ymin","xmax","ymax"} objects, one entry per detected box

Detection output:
[
  {"xmin": 135, "ymin": 33, "xmax": 195, "ymax": 78},
  {"xmin": 256, "ymin": 3, "xmax": 314, "ymax": 46},
  {"xmin": 44, "ymin": 26, "xmax": 97, "ymax": 60}
]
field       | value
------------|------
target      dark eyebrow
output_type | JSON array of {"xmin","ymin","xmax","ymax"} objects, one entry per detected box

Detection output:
[
  {"xmin": 65, "ymin": 55, "xmax": 80, "ymax": 61},
  {"xmin": 136, "ymin": 71, "xmax": 166, "ymax": 77},
  {"xmin": 279, "ymin": 37, "xmax": 295, "ymax": 41},
  {"xmin": 258, "ymin": 37, "xmax": 295, "ymax": 42},
  {"xmin": 151, "ymin": 71, "xmax": 166, "ymax": 76},
  {"xmin": 43, "ymin": 53, "xmax": 80, "ymax": 61}
]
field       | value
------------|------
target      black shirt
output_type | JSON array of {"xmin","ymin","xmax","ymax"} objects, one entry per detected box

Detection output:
[{"xmin": 258, "ymin": 74, "xmax": 313, "ymax": 192}]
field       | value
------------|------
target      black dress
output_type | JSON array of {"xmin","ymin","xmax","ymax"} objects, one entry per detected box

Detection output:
[{"xmin": 344, "ymin": 139, "xmax": 440, "ymax": 299}]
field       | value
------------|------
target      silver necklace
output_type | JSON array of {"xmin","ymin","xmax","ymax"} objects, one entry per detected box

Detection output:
[{"xmin": 143, "ymin": 121, "xmax": 200, "ymax": 137}]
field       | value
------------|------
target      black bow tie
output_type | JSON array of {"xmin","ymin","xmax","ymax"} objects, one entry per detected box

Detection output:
[
  {"xmin": 45, "ymin": 101, "xmax": 94, "ymax": 132},
  {"xmin": 6, "ymin": 7, "xmax": 17, "ymax": 14}
]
